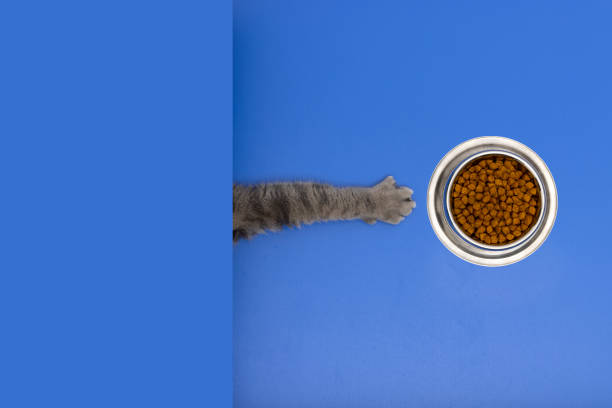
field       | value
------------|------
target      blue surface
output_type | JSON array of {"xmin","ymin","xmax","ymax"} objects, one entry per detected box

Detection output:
[
  {"xmin": 2, "ymin": 1, "xmax": 232, "ymax": 406},
  {"xmin": 234, "ymin": 1, "xmax": 612, "ymax": 406}
]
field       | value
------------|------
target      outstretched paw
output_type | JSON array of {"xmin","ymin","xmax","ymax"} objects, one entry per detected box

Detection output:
[{"xmin": 368, "ymin": 176, "xmax": 416, "ymax": 225}]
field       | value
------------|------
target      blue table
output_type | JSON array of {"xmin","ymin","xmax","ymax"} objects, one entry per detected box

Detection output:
[{"xmin": 234, "ymin": 1, "xmax": 612, "ymax": 406}]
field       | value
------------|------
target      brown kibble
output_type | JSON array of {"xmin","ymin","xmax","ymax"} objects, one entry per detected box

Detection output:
[{"xmin": 451, "ymin": 154, "xmax": 540, "ymax": 246}]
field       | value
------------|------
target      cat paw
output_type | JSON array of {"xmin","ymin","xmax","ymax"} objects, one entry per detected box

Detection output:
[{"xmin": 369, "ymin": 176, "xmax": 416, "ymax": 225}]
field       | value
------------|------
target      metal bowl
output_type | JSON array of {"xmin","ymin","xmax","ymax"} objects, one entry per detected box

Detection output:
[{"xmin": 427, "ymin": 136, "xmax": 557, "ymax": 267}]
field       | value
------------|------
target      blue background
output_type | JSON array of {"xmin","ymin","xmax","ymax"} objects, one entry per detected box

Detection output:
[
  {"xmin": 2, "ymin": 0, "xmax": 231, "ymax": 406},
  {"xmin": 234, "ymin": 1, "xmax": 612, "ymax": 406}
]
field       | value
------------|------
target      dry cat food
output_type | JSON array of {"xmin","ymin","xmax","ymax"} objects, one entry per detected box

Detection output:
[{"xmin": 450, "ymin": 155, "xmax": 541, "ymax": 245}]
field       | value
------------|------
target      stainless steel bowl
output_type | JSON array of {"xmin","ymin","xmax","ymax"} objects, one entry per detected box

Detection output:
[{"xmin": 427, "ymin": 136, "xmax": 557, "ymax": 267}]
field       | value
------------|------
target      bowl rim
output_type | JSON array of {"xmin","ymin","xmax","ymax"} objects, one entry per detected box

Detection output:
[{"xmin": 427, "ymin": 136, "xmax": 558, "ymax": 267}]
